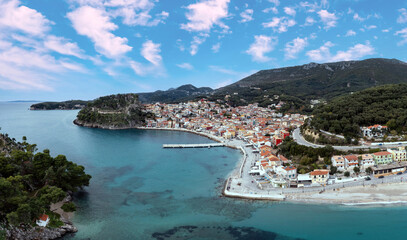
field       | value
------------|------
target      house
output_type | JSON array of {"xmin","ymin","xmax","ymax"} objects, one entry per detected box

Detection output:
[
  {"xmin": 360, "ymin": 154, "xmax": 375, "ymax": 169},
  {"xmin": 361, "ymin": 124, "xmax": 388, "ymax": 138},
  {"xmin": 373, "ymin": 151, "xmax": 393, "ymax": 165},
  {"xmin": 310, "ymin": 169, "xmax": 330, "ymax": 185},
  {"xmin": 281, "ymin": 166, "xmax": 297, "ymax": 180},
  {"xmin": 387, "ymin": 147, "xmax": 407, "ymax": 162},
  {"xmin": 297, "ymin": 174, "xmax": 312, "ymax": 187},
  {"xmin": 331, "ymin": 155, "xmax": 346, "ymax": 171},
  {"xmin": 36, "ymin": 214, "xmax": 50, "ymax": 227},
  {"xmin": 344, "ymin": 155, "xmax": 359, "ymax": 169}
]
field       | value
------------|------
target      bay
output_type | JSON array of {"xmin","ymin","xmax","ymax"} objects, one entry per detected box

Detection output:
[{"xmin": 1, "ymin": 102, "xmax": 407, "ymax": 240}]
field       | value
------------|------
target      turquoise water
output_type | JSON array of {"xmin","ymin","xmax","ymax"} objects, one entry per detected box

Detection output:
[{"xmin": 1, "ymin": 102, "xmax": 407, "ymax": 240}]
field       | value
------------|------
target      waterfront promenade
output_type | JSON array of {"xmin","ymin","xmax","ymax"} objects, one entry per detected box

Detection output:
[{"xmin": 163, "ymin": 143, "xmax": 225, "ymax": 148}]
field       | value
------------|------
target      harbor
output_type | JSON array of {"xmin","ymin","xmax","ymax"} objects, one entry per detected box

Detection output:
[{"xmin": 162, "ymin": 143, "xmax": 226, "ymax": 148}]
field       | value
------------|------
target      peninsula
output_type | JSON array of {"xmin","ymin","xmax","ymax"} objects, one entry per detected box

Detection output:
[
  {"xmin": 73, "ymin": 93, "xmax": 154, "ymax": 129},
  {"xmin": 0, "ymin": 133, "xmax": 91, "ymax": 239}
]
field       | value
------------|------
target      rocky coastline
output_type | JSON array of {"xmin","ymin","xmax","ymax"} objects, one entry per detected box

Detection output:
[{"xmin": 1, "ymin": 194, "xmax": 78, "ymax": 240}]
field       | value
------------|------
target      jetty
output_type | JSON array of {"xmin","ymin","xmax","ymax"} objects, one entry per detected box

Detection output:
[{"xmin": 163, "ymin": 143, "xmax": 225, "ymax": 148}]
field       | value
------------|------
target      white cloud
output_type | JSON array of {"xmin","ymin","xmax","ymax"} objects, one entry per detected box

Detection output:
[
  {"xmin": 397, "ymin": 8, "xmax": 407, "ymax": 24},
  {"xmin": 140, "ymin": 40, "xmax": 162, "ymax": 65},
  {"xmin": 263, "ymin": 17, "xmax": 296, "ymax": 33},
  {"xmin": 318, "ymin": 9, "xmax": 338, "ymax": 29},
  {"xmin": 304, "ymin": 16, "xmax": 316, "ymax": 26},
  {"xmin": 395, "ymin": 28, "xmax": 407, "ymax": 46},
  {"xmin": 0, "ymin": 0, "xmax": 52, "ymax": 36},
  {"xmin": 382, "ymin": 28, "xmax": 391, "ymax": 33},
  {"xmin": 181, "ymin": 0, "xmax": 230, "ymax": 32},
  {"xmin": 306, "ymin": 41, "xmax": 375, "ymax": 62},
  {"xmin": 210, "ymin": 65, "xmax": 239, "ymax": 75},
  {"xmin": 190, "ymin": 34, "xmax": 208, "ymax": 55},
  {"xmin": 268, "ymin": 0, "xmax": 280, "ymax": 6},
  {"xmin": 177, "ymin": 62, "xmax": 194, "ymax": 70},
  {"xmin": 345, "ymin": 30, "xmax": 356, "ymax": 37},
  {"xmin": 130, "ymin": 40, "xmax": 165, "ymax": 76},
  {"xmin": 44, "ymin": 36, "xmax": 85, "ymax": 58},
  {"xmin": 299, "ymin": 1, "xmax": 320, "ymax": 13},
  {"xmin": 353, "ymin": 13, "xmax": 365, "ymax": 22},
  {"xmin": 67, "ymin": 6, "xmax": 132, "ymax": 58},
  {"xmin": 239, "ymin": 9, "xmax": 253, "ymax": 23},
  {"xmin": 365, "ymin": 25, "xmax": 377, "ymax": 30},
  {"xmin": 284, "ymin": 37, "xmax": 308, "ymax": 59},
  {"xmin": 263, "ymin": 7, "xmax": 278, "ymax": 14},
  {"xmin": 212, "ymin": 42, "xmax": 221, "ymax": 53},
  {"xmin": 246, "ymin": 35, "xmax": 277, "ymax": 62},
  {"xmin": 284, "ymin": 7, "xmax": 296, "ymax": 16}
]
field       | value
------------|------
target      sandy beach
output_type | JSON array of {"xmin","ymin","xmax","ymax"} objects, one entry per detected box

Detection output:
[{"xmin": 286, "ymin": 182, "xmax": 407, "ymax": 205}]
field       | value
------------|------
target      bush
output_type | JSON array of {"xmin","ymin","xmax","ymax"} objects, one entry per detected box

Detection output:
[
  {"xmin": 61, "ymin": 202, "xmax": 76, "ymax": 212},
  {"xmin": 344, "ymin": 171, "xmax": 350, "ymax": 177}
]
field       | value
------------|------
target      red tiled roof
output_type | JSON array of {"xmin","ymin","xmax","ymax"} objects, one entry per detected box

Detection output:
[
  {"xmin": 39, "ymin": 214, "xmax": 49, "ymax": 221},
  {"xmin": 374, "ymin": 151, "xmax": 391, "ymax": 156},
  {"xmin": 345, "ymin": 155, "xmax": 358, "ymax": 161},
  {"xmin": 310, "ymin": 170, "xmax": 329, "ymax": 176}
]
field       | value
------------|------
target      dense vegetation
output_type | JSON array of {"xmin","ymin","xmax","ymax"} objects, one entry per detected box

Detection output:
[
  {"xmin": 76, "ymin": 93, "xmax": 154, "ymax": 128},
  {"xmin": 213, "ymin": 58, "xmax": 407, "ymax": 112},
  {"xmin": 278, "ymin": 137, "xmax": 341, "ymax": 173},
  {"xmin": 30, "ymin": 100, "xmax": 89, "ymax": 110},
  {"xmin": 0, "ymin": 134, "xmax": 91, "ymax": 227},
  {"xmin": 311, "ymin": 84, "xmax": 407, "ymax": 137}
]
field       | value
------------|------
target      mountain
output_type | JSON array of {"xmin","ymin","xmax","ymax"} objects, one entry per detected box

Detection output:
[
  {"xmin": 211, "ymin": 58, "xmax": 407, "ymax": 110},
  {"xmin": 74, "ymin": 94, "xmax": 153, "ymax": 129},
  {"xmin": 310, "ymin": 83, "xmax": 407, "ymax": 137},
  {"xmin": 137, "ymin": 84, "xmax": 213, "ymax": 103}
]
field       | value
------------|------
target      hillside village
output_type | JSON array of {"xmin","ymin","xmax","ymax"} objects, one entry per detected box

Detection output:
[{"xmin": 144, "ymin": 99, "xmax": 407, "ymax": 191}]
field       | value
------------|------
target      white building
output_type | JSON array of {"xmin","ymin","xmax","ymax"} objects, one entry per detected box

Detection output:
[
  {"xmin": 360, "ymin": 154, "xmax": 375, "ymax": 169},
  {"xmin": 36, "ymin": 214, "xmax": 49, "ymax": 227},
  {"xmin": 331, "ymin": 155, "xmax": 346, "ymax": 171}
]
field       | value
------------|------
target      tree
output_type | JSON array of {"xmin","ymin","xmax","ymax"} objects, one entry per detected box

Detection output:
[
  {"xmin": 353, "ymin": 166, "xmax": 360, "ymax": 175},
  {"xmin": 330, "ymin": 166, "xmax": 337, "ymax": 175},
  {"xmin": 344, "ymin": 171, "xmax": 350, "ymax": 177},
  {"xmin": 366, "ymin": 167, "xmax": 373, "ymax": 175}
]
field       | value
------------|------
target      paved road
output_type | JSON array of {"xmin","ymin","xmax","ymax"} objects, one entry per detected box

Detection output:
[{"xmin": 293, "ymin": 128, "xmax": 407, "ymax": 151}]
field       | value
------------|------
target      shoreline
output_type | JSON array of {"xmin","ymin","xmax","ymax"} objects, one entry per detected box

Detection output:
[{"xmin": 74, "ymin": 123, "xmax": 407, "ymax": 206}]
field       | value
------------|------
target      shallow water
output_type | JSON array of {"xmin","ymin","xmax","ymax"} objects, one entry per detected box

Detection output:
[{"xmin": 1, "ymin": 102, "xmax": 407, "ymax": 240}]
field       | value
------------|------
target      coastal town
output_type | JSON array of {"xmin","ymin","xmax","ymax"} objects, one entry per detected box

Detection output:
[{"xmin": 142, "ymin": 99, "xmax": 407, "ymax": 201}]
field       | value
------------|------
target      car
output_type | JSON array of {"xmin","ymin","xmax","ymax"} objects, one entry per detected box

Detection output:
[
  {"xmin": 378, "ymin": 175, "xmax": 384, "ymax": 179},
  {"xmin": 397, "ymin": 172, "xmax": 403, "ymax": 175},
  {"xmin": 365, "ymin": 177, "xmax": 371, "ymax": 181}
]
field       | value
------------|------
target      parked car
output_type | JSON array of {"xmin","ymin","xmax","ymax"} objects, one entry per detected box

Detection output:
[
  {"xmin": 378, "ymin": 176, "xmax": 384, "ymax": 179},
  {"xmin": 397, "ymin": 172, "xmax": 403, "ymax": 175},
  {"xmin": 365, "ymin": 176, "xmax": 371, "ymax": 181}
]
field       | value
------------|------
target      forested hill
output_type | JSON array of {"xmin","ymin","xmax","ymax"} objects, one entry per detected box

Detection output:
[
  {"xmin": 211, "ymin": 58, "xmax": 407, "ymax": 109},
  {"xmin": 0, "ymin": 133, "xmax": 91, "ymax": 228},
  {"xmin": 74, "ymin": 93, "xmax": 154, "ymax": 129},
  {"xmin": 137, "ymin": 84, "xmax": 213, "ymax": 103},
  {"xmin": 310, "ymin": 84, "xmax": 407, "ymax": 137}
]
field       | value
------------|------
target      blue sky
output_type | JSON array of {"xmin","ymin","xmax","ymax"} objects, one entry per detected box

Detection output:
[{"xmin": 0, "ymin": 0, "xmax": 406, "ymax": 101}]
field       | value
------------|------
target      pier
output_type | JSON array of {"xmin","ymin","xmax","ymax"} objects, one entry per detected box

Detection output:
[{"xmin": 163, "ymin": 143, "xmax": 225, "ymax": 148}]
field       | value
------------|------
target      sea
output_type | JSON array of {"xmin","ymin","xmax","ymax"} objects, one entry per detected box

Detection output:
[{"xmin": 1, "ymin": 102, "xmax": 407, "ymax": 240}]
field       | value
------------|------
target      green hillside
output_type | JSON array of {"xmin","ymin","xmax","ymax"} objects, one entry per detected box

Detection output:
[
  {"xmin": 310, "ymin": 84, "xmax": 407, "ymax": 137},
  {"xmin": 212, "ymin": 58, "xmax": 407, "ymax": 110}
]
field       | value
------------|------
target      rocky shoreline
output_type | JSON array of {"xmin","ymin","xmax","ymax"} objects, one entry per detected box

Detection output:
[{"xmin": 1, "ymin": 194, "xmax": 78, "ymax": 240}]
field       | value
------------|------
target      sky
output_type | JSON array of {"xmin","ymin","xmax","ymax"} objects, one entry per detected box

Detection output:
[{"xmin": 0, "ymin": 0, "xmax": 406, "ymax": 101}]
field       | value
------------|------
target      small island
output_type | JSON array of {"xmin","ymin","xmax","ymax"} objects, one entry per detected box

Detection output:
[
  {"xmin": 73, "ymin": 93, "xmax": 154, "ymax": 129},
  {"xmin": 30, "ymin": 100, "xmax": 89, "ymax": 110},
  {"xmin": 0, "ymin": 133, "xmax": 91, "ymax": 239}
]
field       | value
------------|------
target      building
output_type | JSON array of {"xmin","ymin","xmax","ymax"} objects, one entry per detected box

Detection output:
[
  {"xmin": 360, "ymin": 154, "xmax": 375, "ymax": 169},
  {"xmin": 361, "ymin": 124, "xmax": 388, "ymax": 138},
  {"xmin": 331, "ymin": 155, "xmax": 346, "ymax": 171},
  {"xmin": 36, "ymin": 214, "xmax": 50, "ymax": 227},
  {"xmin": 276, "ymin": 166, "xmax": 297, "ymax": 180},
  {"xmin": 387, "ymin": 147, "xmax": 407, "ymax": 162},
  {"xmin": 372, "ymin": 161, "xmax": 407, "ymax": 177},
  {"xmin": 373, "ymin": 151, "xmax": 393, "ymax": 165},
  {"xmin": 310, "ymin": 169, "xmax": 330, "ymax": 185},
  {"xmin": 344, "ymin": 155, "xmax": 359, "ymax": 169}
]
